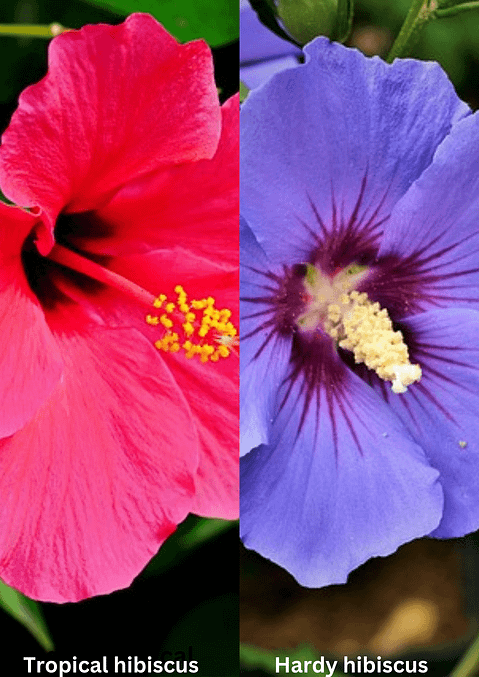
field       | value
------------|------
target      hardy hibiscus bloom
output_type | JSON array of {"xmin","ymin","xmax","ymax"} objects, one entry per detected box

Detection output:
[
  {"xmin": 240, "ymin": 37, "xmax": 479, "ymax": 587},
  {"xmin": 0, "ymin": 13, "xmax": 238, "ymax": 602}
]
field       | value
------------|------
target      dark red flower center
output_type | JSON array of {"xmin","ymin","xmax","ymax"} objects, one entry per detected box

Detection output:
[{"xmin": 21, "ymin": 213, "xmax": 238, "ymax": 363}]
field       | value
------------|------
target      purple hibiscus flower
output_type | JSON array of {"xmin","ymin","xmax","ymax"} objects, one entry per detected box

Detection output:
[{"xmin": 240, "ymin": 37, "xmax": 479, "ymax": 587}]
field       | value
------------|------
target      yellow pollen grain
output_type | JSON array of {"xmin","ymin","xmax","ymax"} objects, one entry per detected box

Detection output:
[
  {"xmin": 182, "ymin": 322, "xmax": 195, "ymax": 336},
  {"xmin": 217, "ymin": 345, "xmax": 230, "ymax": 358},
  {"xmin": 153, "ymin": 294, "xmax": 167, "ymax": 309},
  {"xmin": 325, "ymin": 291, "xmax": 421, "ymax": 394},
  {"xmin": 147, "ymin": 287, "xmax": 238, "ymax": 362}
]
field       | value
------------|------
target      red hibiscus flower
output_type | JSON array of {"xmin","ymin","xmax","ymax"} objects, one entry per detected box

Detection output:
[{"xmin": 0, "ymin": 13, "xmax": 238, "ymax": 602}]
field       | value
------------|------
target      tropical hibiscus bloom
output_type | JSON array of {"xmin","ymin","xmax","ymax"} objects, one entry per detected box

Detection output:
[
  {"xmin": 240, "ymin": 37, "xmax": 479, "ymax": 587},
  {"xmin": 0, "ymin": 13, "xmax": 238, "ymax": 602}
]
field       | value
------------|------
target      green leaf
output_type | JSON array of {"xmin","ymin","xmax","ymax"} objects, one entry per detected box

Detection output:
[
  {"xmin": 179, "ymin": 517, "xmax": 235, "ymax": 547},
  {"xmin": 334, "ymin": 0, "xmax": 354, "ymax": 42},
  {"xmin": 277, "ymin": 0, "xmax": 339, "ymax": 43},
  {"xmin": 0, "ymin": 580, "xmax": 54, "ymax": 652},
  {"xmin": 240, "ymin": 81, "xmax": 250, "ymax": 103},
  {"xmin": 142, "ymin": 516, "xmax": 237, "ymax": 577},
  {"xmin": 249, "ymin": 0, "xmax": 301, "ymax": 46},
  {"xmin": 436, "ymin": 1, "xmax": 479, "ymax": 18},
  {"xmin": 240, "ymin": 643, "xmax": 347, "ymax": 676},
  {"xmin": 82, "ymin": 0, "xmax": 238, "ymax": 46}
]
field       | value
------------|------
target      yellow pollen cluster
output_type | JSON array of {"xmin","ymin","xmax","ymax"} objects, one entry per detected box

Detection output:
[
  {"xmin": 325, "ymin": 291, "xmax": 421, "ymax": 394},
  {"xmin": 146, "ymin": 285, "xmax": 237, "ymax": 363}
]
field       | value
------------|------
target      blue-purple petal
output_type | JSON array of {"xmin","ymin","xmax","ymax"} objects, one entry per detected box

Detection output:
[
  {"xmin": 241, "ymin": 56, "xmax": 300, "ymax": 91},
  {"xmin": 241, "ymin": 365, "xmax": 443, "ymax": 587},
  {"xmin": 240, "ymin": 220, "xmax": 292, "ymax": 456},
  {"xmin": 377, "ymin": 112, "xmax": 479, "ymax": 309},
  {"xmin": 373, "ymin": 308, "xmax": 479, "ymax": 538},
  {"xmin": 241, "ymin": 38, "xmax": 469, "ymax": 265}
]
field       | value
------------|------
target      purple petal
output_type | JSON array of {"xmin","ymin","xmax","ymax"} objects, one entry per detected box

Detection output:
[
  {"xmin": 241, "ymin": 364, "xmax": 443, "ymax": 587},
  {"xmin": 241, "ymin": 38, "xmax": 469, "ymax": 265},
  {"xmin": 241, "ymin": 56, "xmax": 300, "ymax": 91},
  {"xmin": 372, "ymin": 308, "xmax": 479, "ymax": 538},
  {"xmin": 377, "ymin": 112, "xmax": 479, "ymax": 310},
  {"xmin": 240, "ymin": 4, "xmax": 300, "ymax": 64},
  {"xmin": 240, "ymin": 221, "xmax": 292, "ymax": 456}
]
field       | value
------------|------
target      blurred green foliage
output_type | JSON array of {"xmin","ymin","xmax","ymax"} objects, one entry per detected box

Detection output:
[
  {"xmin": 354, "ymin": 0, "xmax": 479, "ymax": 105},
  {"xmin": 83, "ymin": 0, "xmax": 238, "ymax": 46}
]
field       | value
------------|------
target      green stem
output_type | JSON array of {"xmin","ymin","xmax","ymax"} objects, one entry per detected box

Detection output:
[
  {"xmin": 0, "ymin": 23, "xmax": 66, "ymax": 39},
  {"xmin": 450, "ymin": 632, "xmax": 479, "ymax": 677},
  {"xmin": 386, "ymin": 0, "xmax": 438, "ymax": 62},
  {"xmin": 436, "ymin": 1, "xmax": 479, "ymax": 17}
]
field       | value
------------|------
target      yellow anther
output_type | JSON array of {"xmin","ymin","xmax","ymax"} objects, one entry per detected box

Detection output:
[
  {"xmin": 217, "ymin": 345, "xmax": 230, "ymax": 358},
  {"xmin": 183, "ymin": 322, "xmax": 194, "ymax": 336},
  {"xmin": 153, "ymin": 294, "xmax": 167, "ymax": 308},
  {"xmin": 147, "ymin": 286, "xmax": 237, "ymax": 363}
]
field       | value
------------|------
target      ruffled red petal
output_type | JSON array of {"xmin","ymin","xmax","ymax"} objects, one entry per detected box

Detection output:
[
  {"xmin": 0, "ymin": 14, "xmax": 221, "ymax": 230},
  {"xmin": 69, "ymin": 94, "xmax": 239, "ymax": 263}
]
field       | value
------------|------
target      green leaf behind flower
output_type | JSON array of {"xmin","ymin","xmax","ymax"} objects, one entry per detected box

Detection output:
[
  {"xmin": 142, "ymin": 516, "xmax": 237, "ymax": 577},
  {"xmin": 81, "ymin": 0, "xmax": 238, "ymax": 46},
  {"xmin": 0, "ymin": 580, "xmax": 54, "ymax": 652},
  {"xmin": 240, "ymin": 81, "xmax": 250, "ymax": 103}
]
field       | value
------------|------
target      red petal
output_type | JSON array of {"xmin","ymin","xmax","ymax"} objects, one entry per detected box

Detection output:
[
  {"xmin": 0, "ymin": 326, "xmax": 199, "ymax": 602},
  {"xmin": 0, "ymin": 202, "xmax": 63, "ymax": 436},
  {"xmin": 71, "ymin": 94, "xmax": 239, "ymax": 263},
  {"xmin": 106, "ymin": 249, "xmax": 239, "ymax": 519},
  {"xmin": 165, "ymin": 349, "xmax": 238, "ymax": 520},
  {"xmin": 0, "ymin": 14, "xmax": 221, "ymax": 227}
]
